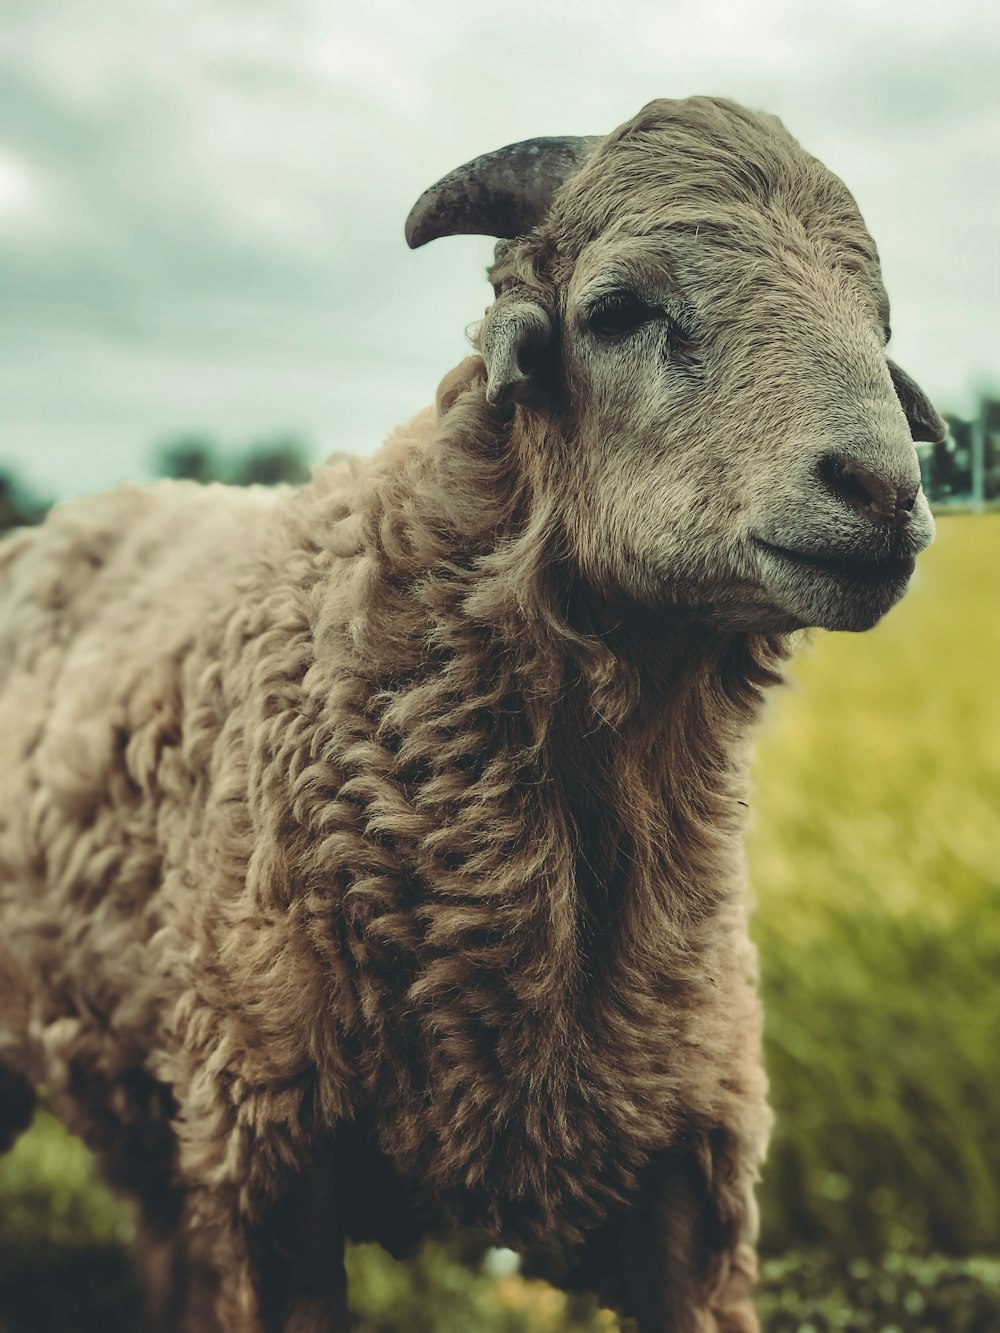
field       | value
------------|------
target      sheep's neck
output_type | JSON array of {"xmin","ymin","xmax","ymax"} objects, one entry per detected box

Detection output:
[{"xmin": 348, "ymin": 439, "xmax": 787, "ymax": 1008}]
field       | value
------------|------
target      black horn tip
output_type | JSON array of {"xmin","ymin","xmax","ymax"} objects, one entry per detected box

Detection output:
[
  {"xmin": 404, "ymin": 209, "xmax": 431, "ymax": 250},
  {"xmin": 405, "ymin": 135, "xmax": 603, "ymax": 249}
]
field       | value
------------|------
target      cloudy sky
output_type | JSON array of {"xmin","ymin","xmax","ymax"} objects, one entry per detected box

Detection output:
[{"xmin": 0, "ymin": 0, "xmax": 997, "ymax": 501}]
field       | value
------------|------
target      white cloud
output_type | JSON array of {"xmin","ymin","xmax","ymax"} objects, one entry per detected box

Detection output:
[{"xmin": 0, "ymin": 146, "xmax": 37, "ymax": 222}]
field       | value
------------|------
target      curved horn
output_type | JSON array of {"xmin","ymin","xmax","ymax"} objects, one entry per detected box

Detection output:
[{"xmin": 405, "ymin": 135, "xmax": 603, "ymax": 249}]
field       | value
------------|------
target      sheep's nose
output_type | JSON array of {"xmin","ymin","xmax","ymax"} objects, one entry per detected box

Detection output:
[{"xmin": 817, "ymin": 455, "xmax": 919, "ymax": 525}]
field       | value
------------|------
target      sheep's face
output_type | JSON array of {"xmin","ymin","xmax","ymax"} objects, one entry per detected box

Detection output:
[{"xmin": 485, "ymin": 100, "xmax": 944, "ymax": 634}]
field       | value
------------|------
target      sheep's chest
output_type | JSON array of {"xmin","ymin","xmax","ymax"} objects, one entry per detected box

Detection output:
[
  {"xmin": 361, "ymin": 993, "xmax": 699, "ymax": 1246},
  {"xmin": 321, "ymin": 731, "xmax": 758, "ymax": 1244}
]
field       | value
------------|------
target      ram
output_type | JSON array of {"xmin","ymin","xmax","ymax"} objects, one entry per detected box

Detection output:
[{"xmin": 0, "ymin": 96, "xmax": 944, "ymax": 1331}]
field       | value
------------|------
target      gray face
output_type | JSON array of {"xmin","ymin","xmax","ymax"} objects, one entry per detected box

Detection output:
[{"xmin": 554, "ymin": 225, "xmax": 936, "ymax": 635}]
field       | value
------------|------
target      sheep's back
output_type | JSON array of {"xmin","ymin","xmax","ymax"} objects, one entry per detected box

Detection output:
[{"xmin": 0, "ymin": 480, "xmax": 291, "ymax": 1091}]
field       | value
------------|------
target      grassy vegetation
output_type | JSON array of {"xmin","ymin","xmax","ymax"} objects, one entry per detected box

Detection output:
[
  {"xmin": 1, "ymin": 514, "xmax": 997, "ymax": 1329},
  {"xmin": 752, "ymin": 514, "xmax": 1000, "ymax": 1260}
]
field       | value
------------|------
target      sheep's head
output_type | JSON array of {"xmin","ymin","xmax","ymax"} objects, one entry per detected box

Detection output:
[{"xmin": 407, "ymin": 97, "xmax": 945, "ymax": 634}]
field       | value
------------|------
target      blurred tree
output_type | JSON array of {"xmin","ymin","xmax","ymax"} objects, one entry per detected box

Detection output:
[
  {"xmin": 929, "ymin": 416, "xmax": 973, "ymax": 502},
  {"xmin": 0, "ymin": 470, "xmax": 49, "ymax": 533},
  {"xmin": 984, "ymin": 397, "xmax": 1000, "ymax": 502},
  {"xmin": 232, "ymin": 436, "xmax": 310, "ymax": 487},
  {"xmin": 923, "ymin": 399, "xmax": 1000, "ymax": 508},
  {"xmin": 154, "ymin": 434, "xmax": 310, "ymax": 488},
  {"xmin": 155, "ymin": 435, "xmax": 223, "ymax": 484}
]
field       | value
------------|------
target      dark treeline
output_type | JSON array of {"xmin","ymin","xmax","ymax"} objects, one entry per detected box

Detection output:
[
  {"xmin": 0, "ymin": 435, "xmax": 311, "ymax": 536},
  {"xmin": 0, "ymin": 473, "xmax": 49, "ymax": 533},
  {"xmin": 154, "ymin": 433, "xmax": 310, "ymax": 489},
  {"xmin": 921, "ymin": 395, "xmax": 1000, "ymax": 506}
]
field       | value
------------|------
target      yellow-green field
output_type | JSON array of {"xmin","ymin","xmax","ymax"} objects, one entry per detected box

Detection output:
[
  {"xmin": 752, "ymin": 514, "xmax": 1000, "ymax": 1261},
  {"xmin": 2, "ymin": 516, "xmax": 998, "ymax": 1331},
  {"xmin": 752, "ymin": 511, "xmax": 1000, "ymax": 927}
]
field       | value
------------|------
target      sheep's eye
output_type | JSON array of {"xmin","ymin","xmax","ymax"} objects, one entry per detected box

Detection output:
[{"xmin": 588, "ymin": 292, "xmax": 656, "ymax": 339}]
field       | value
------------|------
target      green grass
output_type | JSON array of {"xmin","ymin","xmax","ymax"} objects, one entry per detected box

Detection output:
[
  {"xmin": 2, "ymin": 514, "xmax": 998, "ymax": 1328},
  {"xmin": 751, "ymin": 514, "xmax": 1000, "ymax": 1257}
]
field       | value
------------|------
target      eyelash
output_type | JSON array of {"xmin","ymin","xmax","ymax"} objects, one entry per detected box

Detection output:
[
  {"xmin": 588, "ymin": 292, "xmax": 659, "ymax": 339},
  {"xmin": 588, "ymin": 291, "xmax": 694, "ymax": 355}
]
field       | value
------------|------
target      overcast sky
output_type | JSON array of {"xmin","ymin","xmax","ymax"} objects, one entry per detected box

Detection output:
[{"xmin": 0, "ymin": 0, "xmax": 997, "ymax": 501}]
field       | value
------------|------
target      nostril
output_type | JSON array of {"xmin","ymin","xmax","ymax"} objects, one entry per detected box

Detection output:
[
  {"xmin": 817, "ymin": 454, "xmax": 916, "ymax": 523},
  {"xmin": 818, "ymin": 455, "xmax": 877, "ymax": 510}
]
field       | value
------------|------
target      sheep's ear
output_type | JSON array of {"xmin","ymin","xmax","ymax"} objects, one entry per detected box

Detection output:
[
  {"xmin": 888, "ymin": 360, "xmax": 947, "ymax": 443},
  {"xmin": 482, "ymin": 297, "xmax": 554, "ymax": 409}
]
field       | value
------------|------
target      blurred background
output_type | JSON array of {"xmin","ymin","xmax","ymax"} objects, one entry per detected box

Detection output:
[{"xmin": 0, "ymin": 0, "xmax": 998, "ymax": 1329}]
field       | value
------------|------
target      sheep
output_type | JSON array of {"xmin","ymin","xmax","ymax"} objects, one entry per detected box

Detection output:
[{"xmin": 0, "ymin": 95, "xmax": 944, "ymax": 1333}]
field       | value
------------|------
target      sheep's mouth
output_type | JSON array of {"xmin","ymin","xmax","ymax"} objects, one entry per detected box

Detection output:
[{"xmin": 752, "ymin": 538, "xmax": 916, "ymax": 587}]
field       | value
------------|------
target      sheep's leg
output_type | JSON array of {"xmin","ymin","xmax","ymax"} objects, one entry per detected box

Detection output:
[
  {"xmin": 0, "ymin": 945, "xmax": 36, "ymax": 1153},
  {"xmin": 131, "ymin": 1189, "xmax": 223, "ymax": 1333},
  {"xmin": 0, "ymin": 1063, "xmax": 35, "ymax": 1154},
  {"xmin": 207, "ymin": 1201, "xmax": 349, "ymax": 1333},
  {"xmin": 591, "ymin": 1129, "xmax": 759, "ymax": 1332},
  {"xmin": 188, "ymin": 1145, "xmax": 349, "ymax": 1333},
  {"xmin": 242, "ymin": 1184, "xmax": 349, "ymax": 1333}
]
